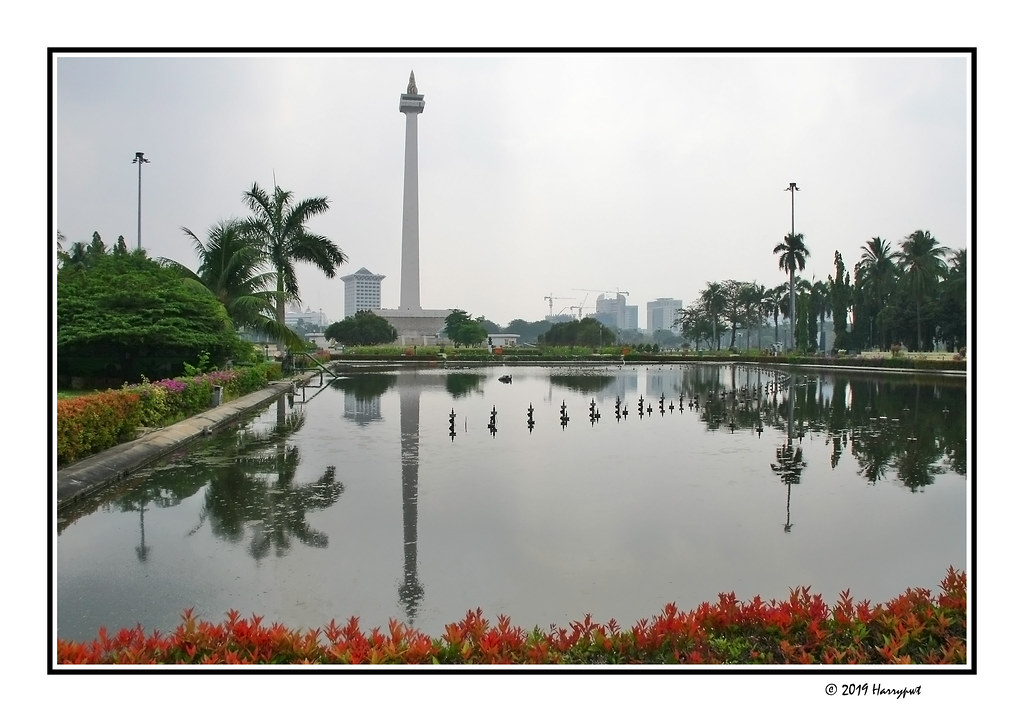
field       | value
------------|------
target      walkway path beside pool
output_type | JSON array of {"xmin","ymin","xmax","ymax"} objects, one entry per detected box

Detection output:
[{"xmin": 56, "ymin": 373, "xmax": 321, "ymax": 512}]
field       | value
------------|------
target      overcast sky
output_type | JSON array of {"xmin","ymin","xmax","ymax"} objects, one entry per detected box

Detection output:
[{"xmin": 53, "ymin": 50, "xmax": 969, "ymax": 328}]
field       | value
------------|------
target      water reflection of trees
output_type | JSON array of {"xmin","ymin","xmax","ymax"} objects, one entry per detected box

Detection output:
[
  {"xmin": 668, "ymin": 366, "xmax": 966, "ymax": 492},
  {"xmin": 550, "ymin": 374, "xmax": 616, "ymax": 394},
  {"xmin": 72, "ymin": 397, "xmax": 345, "ymax": 561},
  {"xmin": 195, "ymin": 399, "xmax": 343, "ymax": 560},
  {"xmin": 443, "ymin": 373, "xmax": 486, "ymax": 398}
]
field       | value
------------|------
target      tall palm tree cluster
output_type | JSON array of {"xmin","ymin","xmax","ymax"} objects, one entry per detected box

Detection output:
[
  {"xmin": 674, "ymin": 229, "xmax": 966, "ymax": 354},
  {"xmin": 676, "ymin": 279, "xmax": 789, "ymax": 352},
  {"xmin": 167, "ymin": 183, "xmax": 348, "ymax": 352},
  {"xmin": 853, "ymin": 231, "xmax": 964, "ymax": 352}
]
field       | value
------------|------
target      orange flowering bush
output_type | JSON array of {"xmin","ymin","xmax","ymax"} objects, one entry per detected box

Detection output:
[
  {"xmin": 56, "ymin": 568, "xmax": 967, "ymax": 665},
  {"xmin": 56, "ymin": 390, "xmax": 142, "ymax": 465}
]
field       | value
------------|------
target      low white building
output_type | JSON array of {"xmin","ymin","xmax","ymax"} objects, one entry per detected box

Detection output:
[{"xmin": 488, "ymin": 333, "xmax": 520, "ymax": 348}]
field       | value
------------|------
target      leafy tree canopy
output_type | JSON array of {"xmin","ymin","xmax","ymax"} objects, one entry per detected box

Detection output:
[
  {"xmin": 538, "ymin": 317, "xmax": 615, "ymax": 346},
  {"xmin": 443, "ymin": 310, "xmax": 488, "ymax": 347},
  {"xmin": 504, "ymin": 318, "xmax": 552, "ymax": 344},
  {"xmin": 324, "ymin": 311, "xmax": 397, "ymax": 346},
  {"xmin": 57, "ymin": 245, "xmax": 246, "ymax": 383}
]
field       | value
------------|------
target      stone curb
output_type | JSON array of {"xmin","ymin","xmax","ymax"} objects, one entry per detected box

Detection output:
[{"xmin": 55, "ymin": 374, "xmax": 320, "ymax": 512}]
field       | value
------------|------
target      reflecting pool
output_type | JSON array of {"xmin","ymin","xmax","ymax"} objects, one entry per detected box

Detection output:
[{"xmin": 56, "ymin": 363, "xmax": 969, "ymax": 643}]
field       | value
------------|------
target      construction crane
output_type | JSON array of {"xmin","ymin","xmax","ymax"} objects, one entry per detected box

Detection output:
[
  {"xmin": 544, "ymin": 293, "xmax": 575, "ymax": 317},
  {"xmin": 572, "ymin": 288, "xmax": 630, "ymax": 299}
]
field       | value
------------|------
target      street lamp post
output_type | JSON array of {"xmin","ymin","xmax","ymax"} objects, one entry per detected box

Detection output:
[
  {"xmin": 784, "ymin": 182, "xmax": 799, "ymax": 349},
  {"xmin": 132, "ymin": 152, "xmax": 150, "ymax": 251}
]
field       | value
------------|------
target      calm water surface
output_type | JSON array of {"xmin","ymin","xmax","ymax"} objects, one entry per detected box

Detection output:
[{"xmin": 56, "ymin": 363, "xmax": 968, "ymax": 642}]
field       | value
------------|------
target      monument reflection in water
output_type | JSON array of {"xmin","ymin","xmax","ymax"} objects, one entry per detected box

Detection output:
[{"xmin": 56, "ymin": 364, "xmax": 968, "ymax": 644}]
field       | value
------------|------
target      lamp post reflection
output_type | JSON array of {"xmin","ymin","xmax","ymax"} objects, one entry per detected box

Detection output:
[
  {"xmin": 771, "ymin": 389, "xmax": 806, "ymax": 532},
  {"xmin": 135, "ymin": 503, "xmax": 151, "ymax": 562}
]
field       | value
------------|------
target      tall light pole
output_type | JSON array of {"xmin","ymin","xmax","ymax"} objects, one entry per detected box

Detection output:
[
  {"xmin": 784, "ymin": 182, "xmax": 799, "ymax": 349},
  {"xmin": 133, "ymin": 152, "xmax": 150, "ymax": 250}
]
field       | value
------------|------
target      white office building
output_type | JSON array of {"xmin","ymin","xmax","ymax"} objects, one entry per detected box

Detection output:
[
  {"xmin": 341, "ymin": 267, "xmax": 385, "ymax": 318},
  {"xmin": 647, "ymin": 298, "xmax": 683, "ymax": 332}
]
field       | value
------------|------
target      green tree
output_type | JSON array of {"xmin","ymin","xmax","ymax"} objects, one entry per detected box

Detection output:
[
  {"xmin": 767, "ymin": 283, "xmax": 789, "ymax": 345},
  {"xmin": 57, "ymin": 247, "xmax": 244, "ymax": 384},
  {"xmin": 58, "ymin": 231, "xmax": 110, "ymax": 271},
  {"xmin": 855, "ymin": 237, "xmax": 897, "ymax": 349},
  {"xmin": 735, "ymin": 281, "xmax": 768, "ymax": 350},
  {"xmin": 795, "ymin": 289, "xmax": 811, "ymax": 352},
  {"xmin": 324, "ymin": 311, "xmax": 397, "ymax": 346},
  {"xmin": 538, "ymin": 317, "xmax": 614, "ymax": 346},
  {"xmin": 896, "ymin": 230, "xmax": 949, "ymax": 350},
  {"xmin": 443, "ymin": 310, "xmax": 488, "ymax": 347},
  {"xmin": 164, "ymin": 219, "xmax": 303, "ymax": 348},
  {"xmin": 478, "ymin": 317, "xmax": 502, "ymax": 334},
  {"xmin": 699, "ymin": 281, "xmax": 727, "ymax": 350},
  {"xmin": 829, "ymin": 251, "xmax": 852, "ymax": 351},
  {"xmin": 242, "ymin": 183, "xmax": 348, "ymax": 351},
  {"xmin": 773, "ymin": 232, "xmax": 810, "ymax": 349},
  {"xmin": 722, "ymin": 280, "xmax": 748, "ymax": 349},
  {"xmin": 504, "ymin": 318, "xmax": 552, "ymax": 344},
  {"xmin": 935, "ymin": 248, "xmax": 967, "ymax": 351},
  {"xmin": 810, "ymin": 279, "xmax": 830, "ymax": 352}
]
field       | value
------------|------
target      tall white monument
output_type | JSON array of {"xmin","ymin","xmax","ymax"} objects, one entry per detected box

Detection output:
[
  {"xmin": 399, "ymin": 71, "xmax": 424, "ymax": 310},
  {"xmin": 378, "ymin": 71, "xmax": 449, "ymax": 345}
]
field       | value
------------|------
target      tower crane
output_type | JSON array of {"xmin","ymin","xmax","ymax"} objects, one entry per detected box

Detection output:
[
  {"xmin": 572, "ymin": 288, "xmax": 630, "ymax": 299},
  {"xmin": 544, "ymin": 293, "xmax": 575, "ymax": 317}
]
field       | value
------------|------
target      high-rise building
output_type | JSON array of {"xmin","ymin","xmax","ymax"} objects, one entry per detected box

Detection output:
[
  {"xmin": 625, "ymin": 305, "xmax": 639, "ymax": 331},
  {"xmin": 341, "ymin": 267, "xmax": 385, "ymax": 318},
  {"xmin": 595, "ymin": 293, "xmax": 626, "ymax": 328},
  {"xmin": 647, "ymin": 298, "xmax": 683, "ymax": 332}
]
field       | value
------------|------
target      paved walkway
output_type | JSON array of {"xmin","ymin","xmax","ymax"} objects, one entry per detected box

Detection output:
[{"xmin": 56, "ymin": 373, "xmax": 320, "ymax": 512}]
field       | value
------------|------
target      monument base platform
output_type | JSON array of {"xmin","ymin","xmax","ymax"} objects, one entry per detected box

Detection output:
[{"xmin": 376, "ymin": 308, "xmax": 450, "ymax": 346}]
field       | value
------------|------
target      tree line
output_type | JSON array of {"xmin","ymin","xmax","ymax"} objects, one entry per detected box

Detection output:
[{"xmin": 676, "ymin": 229, "xmax": 966, "ymax": 353}]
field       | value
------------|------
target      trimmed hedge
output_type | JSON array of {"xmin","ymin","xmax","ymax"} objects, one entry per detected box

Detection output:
[{"xmin": 56, "ymin": 390, "xmax": 142, "ymax": 466}]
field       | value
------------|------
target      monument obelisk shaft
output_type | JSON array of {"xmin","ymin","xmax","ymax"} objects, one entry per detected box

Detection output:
[{"xmin": 399, "ymin": 71, "xmax": 425, "ymax": 311}]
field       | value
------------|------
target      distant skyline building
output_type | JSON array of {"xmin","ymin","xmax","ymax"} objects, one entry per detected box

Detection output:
[
  {"xmin": 594, "ymin": 293, "xmax": 637, "ymax": 330},
  {"xmin": 341, "ymin": 266, "xmax": 385, "ymax": 318},
  {"xmin": 647, "ymin": 298, "xmax": 683, "ymax": 332},
  {"xmin": 284, "ymin": 303, "xmax": 326, "ymax": 328},
  {"xmin": 625, "ymin": 305, "xmax": 639, "ymax": 331}
]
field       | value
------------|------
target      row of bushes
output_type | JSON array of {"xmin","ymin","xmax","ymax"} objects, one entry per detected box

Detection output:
[
  {"xmin": 56, "ymin": 568, "xmax": 965, "ymax": 665},
  {"xmin": 57, "ymin": 363, "xmax": 282, "ymax": 466},
  {"xmin": 334, "ymin": 345, "xmax": 967, "ymax": 372}
]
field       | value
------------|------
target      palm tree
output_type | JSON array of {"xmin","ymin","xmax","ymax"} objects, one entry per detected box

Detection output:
[
  {"xmin": 773, "ymin": 233, "xmax": 810, "ymax": 349},
  {"xmin": 737, "ymin": 282, "xmax": 767, "ymax": 350},
  {"xmin": 749, "ymin": 282, "xmax": 769, "ymax": 350},
  {"xmin": 855, "ymin": 237, "xmax": 897, "ymax": 349},
  {"xmin": 699, "ymin": 281, "xmax": 727, "ymax": 350},
  {"xmin": 242, "ymin": 183, "xmax": 348, "ymax": 351},
  {"xmin": 768, "ymin": 283, "xmax": 789, "ymax": 345},
  {"xmin": 895, "ymin": 230, "xmax": 949, "ymax": 350},
  {"xmin": 811, "ymin": 279, "xmax": 831, "ymax": 352},
  {"xmin": 165, "ymin": 219, "xmax": 304, "ymax": 347}
]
